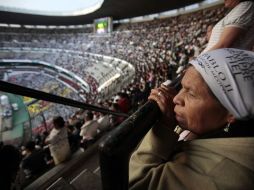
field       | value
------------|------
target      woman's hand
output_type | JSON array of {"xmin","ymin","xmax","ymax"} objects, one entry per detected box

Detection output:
[{"xmin": 148, "ymin": 84, "xmax": 178, "ymax": 128}]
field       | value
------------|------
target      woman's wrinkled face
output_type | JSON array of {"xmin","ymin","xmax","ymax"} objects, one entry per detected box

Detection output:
[
  {"xmin": 224, "ymin": 0, "xmax": 241, "ymax": 8},
  {"xmin": 173, "ymin": 67, "xmax": 229, "ymax": 135}
]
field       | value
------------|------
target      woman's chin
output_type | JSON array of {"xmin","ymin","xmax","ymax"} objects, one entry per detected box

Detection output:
[{"xmin": 176, "ymin": 115, "xmax": 186, "ymax": 128}]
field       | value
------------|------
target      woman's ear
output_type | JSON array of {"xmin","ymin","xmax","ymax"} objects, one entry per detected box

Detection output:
[{"xmin": 226, "ymin": 113, "xmax": 236, "ymax": 124}]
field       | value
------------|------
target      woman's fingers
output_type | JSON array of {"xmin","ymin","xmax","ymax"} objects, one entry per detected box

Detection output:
[
  {"xmin": 148, "ymin": 87, "xmax": 174, "ymax": 114},
  {"xmin": 148, "ymin": 86, "xmax": 178, "ymax": 127},
  {"xmin": 148, "ymin": 93, "xmax": 167, "ymax": 113}
]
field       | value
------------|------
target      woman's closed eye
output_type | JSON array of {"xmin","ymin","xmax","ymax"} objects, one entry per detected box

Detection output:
[
  {"xmin": 188, "ymin": 90, "xmax": 196, "ymax": 97},
  {"xmin": 181, "ymin": 88, "xmax": 196, "ymax": 98}
]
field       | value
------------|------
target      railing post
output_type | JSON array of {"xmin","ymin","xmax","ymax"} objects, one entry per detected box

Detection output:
[{"xmin": 99, "ymin": 101, "xmax": 161, "ymax": 190}]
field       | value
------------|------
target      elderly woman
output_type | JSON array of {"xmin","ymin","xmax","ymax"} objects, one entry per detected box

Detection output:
[{"xmin": 129, "ymin": 48, "xmax": 254, "ymax": 190}]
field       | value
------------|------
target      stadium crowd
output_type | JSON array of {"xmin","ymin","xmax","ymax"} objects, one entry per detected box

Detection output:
[{"xmin": 0, "ymin": 5, "xmax": 226, "ymax": 96}]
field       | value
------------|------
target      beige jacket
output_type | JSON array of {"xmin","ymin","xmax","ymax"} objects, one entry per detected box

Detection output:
[
  {"xmin": 129, "ymin": 125, "xmax": 254, "ymax": 190},
  {"xmin": 80, "ymin": 120, "xmax": 99, "ymax": 140},
  {"xmin": 46, "ymin": 127, "xmax": 70, "ymax": 165}
]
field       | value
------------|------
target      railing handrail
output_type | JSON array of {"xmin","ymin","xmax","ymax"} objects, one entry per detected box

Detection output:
[
  {"xmin": 0, "ymin": 80, "xmax": 129, "ymax": 117},
  {"xmin": 99, "ymin": 100, "xmax": 161, "ymax": 190}
]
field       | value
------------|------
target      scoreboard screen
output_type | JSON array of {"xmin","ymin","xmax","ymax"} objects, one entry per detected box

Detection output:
[{"xmin": 94, "ymin": 17, "xmax": 112, "ymax": 34}]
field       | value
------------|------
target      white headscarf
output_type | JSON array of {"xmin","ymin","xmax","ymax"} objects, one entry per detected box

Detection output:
[{"xmin": 190, "ymin": 48, "xmax": 254, "ymax": 120}]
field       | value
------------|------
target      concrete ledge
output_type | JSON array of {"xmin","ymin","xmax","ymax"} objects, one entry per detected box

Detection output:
[{"xmin": 24, "ymin": 141, "xmax": 100, "ymax": 190}]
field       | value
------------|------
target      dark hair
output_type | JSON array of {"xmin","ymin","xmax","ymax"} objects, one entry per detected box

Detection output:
[
  {"xmin": 85, "ymin": 111, "xmax": 94, "ymax": 120},
  {"xmin": 53, "ymin": 116, "xmax": 65, "ymax": 129},
  {"xmin": 25, "ymin": 141, "xmax": 35, "ymax": 151}
]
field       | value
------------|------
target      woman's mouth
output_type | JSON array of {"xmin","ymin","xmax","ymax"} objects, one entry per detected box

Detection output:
[
  {"xmin": 174, "ymin": 110, "xmax": 185, "ymax": 126},
  {"xmin": 175, "ymin": 114, "xmax": 184, "ymax": 122}
]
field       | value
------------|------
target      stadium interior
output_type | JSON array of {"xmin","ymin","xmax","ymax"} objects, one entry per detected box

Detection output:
[{"xmin": 1, "ymin": 0, "xmax": 253, "ymax": 189}]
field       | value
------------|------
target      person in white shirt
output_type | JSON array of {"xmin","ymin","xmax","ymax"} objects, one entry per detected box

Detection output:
[
  {"xmin": 80, "ymin": 111, "xmax": 100, "ymax": 149},
  {"xmin": 203, "ymin": 0, "xmax": 254, "ymax": 53},
  {"xmin": 97, "ymin": 112, "xmax": 111, "ymax": 133},
  {"xmin": 45, "ymin": 116, "xmax": 70, "ymax": 165}
]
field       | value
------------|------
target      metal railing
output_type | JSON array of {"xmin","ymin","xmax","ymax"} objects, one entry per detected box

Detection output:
[{"xmin": 0, "ymin": 80, "xmax": 128, "ymax": 117}]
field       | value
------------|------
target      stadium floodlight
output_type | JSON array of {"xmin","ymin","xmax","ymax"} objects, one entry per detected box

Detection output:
[
  {"xmin": 35, "ymin": 25, "xmax": 47, "ymax": 29},
  {"xmin": 23, "ymin": 25, "xmax": 34, "ymax": 28},
  {"xmin": 0, "ymin": 23, "xmax": 9, "ymax": 27},
  {"xmin": 8, "ymin": 24, "xmax": 21, "ymax": 28}
]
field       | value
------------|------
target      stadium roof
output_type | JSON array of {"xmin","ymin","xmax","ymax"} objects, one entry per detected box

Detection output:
[{"xmin": 0, "ymin": 0, "xmax": 204, "ymax": 25}]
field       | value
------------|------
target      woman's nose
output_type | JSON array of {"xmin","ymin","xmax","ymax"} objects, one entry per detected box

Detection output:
[{"xmin": 173, "ymin": 90, "xmax": 184, "ymax": 106}]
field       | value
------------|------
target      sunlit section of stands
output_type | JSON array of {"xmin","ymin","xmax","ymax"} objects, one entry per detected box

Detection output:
[{"xmin": 0, "ymin": 47, "xmax": 135, "ymax": 101}]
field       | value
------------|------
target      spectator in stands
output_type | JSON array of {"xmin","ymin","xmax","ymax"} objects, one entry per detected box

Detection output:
[
  {"xmin": 0, "ymin": 144, "xmax": 22, "ymax": 190},
  {"xmin": 116, "ymin": 92, "xmax": 131, "ymax": 113},
  {"xmin": 130, "ymin": 84, "xmax": 144, "ymax": 111},
  {"xmin": 80, "ymin": 111, "xmax": 100, "ymax": 149},
  {"xmin": 203, "ymin": 0, "xmax": 254, "ymax": 52},
  {"xmin": 129, "ymin": 49, "xmax": 254, "ymax": 190},
  {"xmin": 20, "ymin": 141, "xmax": 47, "ymax": 179},
  {"xmin": 45, "ymin": 116, "xmax": 71, "ymax": 165},
  {"xmin": 109, "ymin": 103, "xmax": 126, "ymax": 128},
  {"xmin": 97, "ymin": 112, "xmax": 111, "ymax": 133},
  {"xmin": 67, "ymin": 124, "xmax": 81, "ymax": 153}
]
